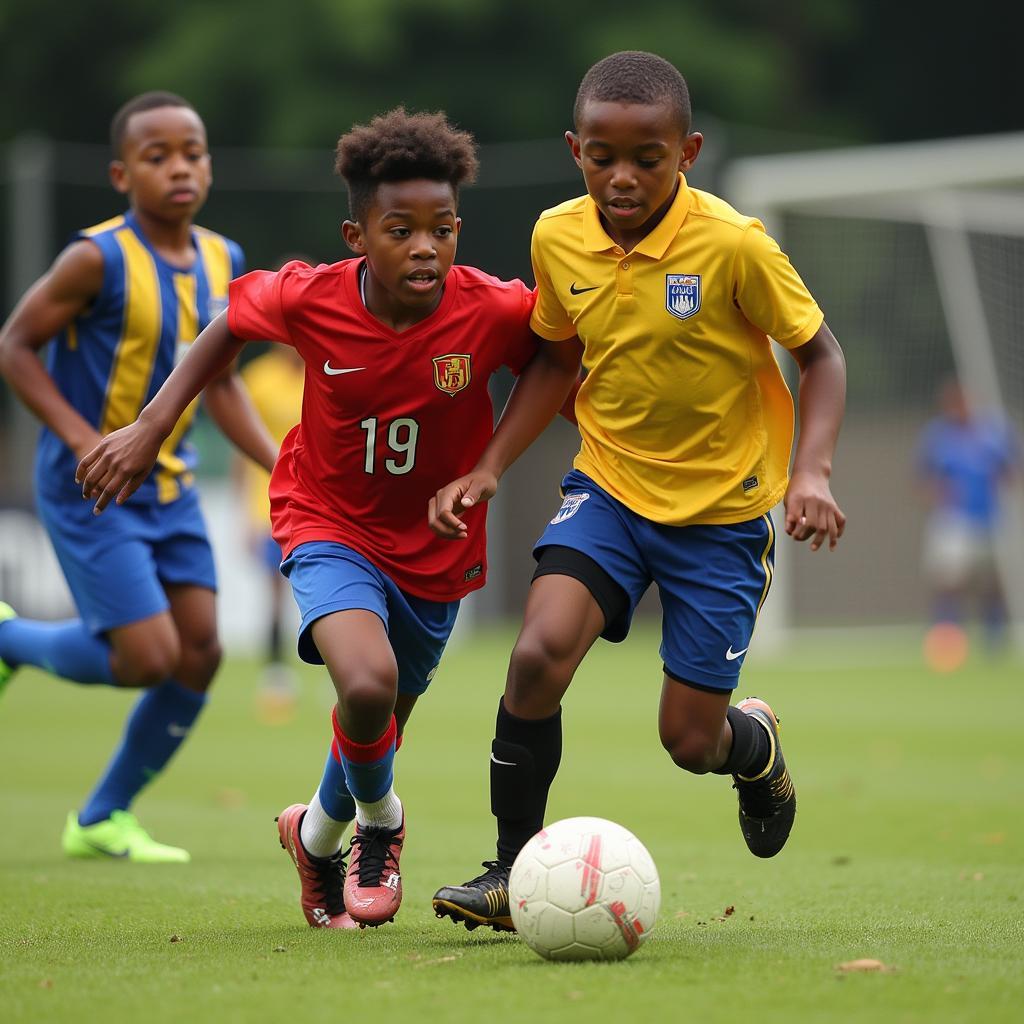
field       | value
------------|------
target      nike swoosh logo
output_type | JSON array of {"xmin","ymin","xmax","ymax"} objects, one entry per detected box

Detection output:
[
  {"xmin": 323, "ymin": 362, "xmax": 366, "ymax": 376},
  {"xmin": 82, "ymin": 839, "xmax": 129, "ymax": 858},
  {"xmin": 490, "ymin": 752, "xmax": 517, "ymax": 767},
  {"xmin": 167, "ymin": 724, "xmax": 190, "ymax": 738},
  {"xmin": 725, "ymin": 646, "xmax": 749, "ymax": 661},
  {"xmin": 569, "ymin": 282, "xmax": 599, "ymax": 295}
]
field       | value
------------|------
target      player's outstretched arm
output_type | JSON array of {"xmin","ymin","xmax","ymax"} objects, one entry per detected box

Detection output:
[
  {"xmin": 784, "ymin": 322, "xmax": 847, "ymax": 551},
  {"xmin": 76, "ymin": 311, "xmax": 245, "ymax": 513},
  {"xmin": 0, "ymin": 241, "xmax": 106, "ymax": 460},
  {"xmin": 429, "ymin": 335, "xmax": 582, "ymax": 539}
]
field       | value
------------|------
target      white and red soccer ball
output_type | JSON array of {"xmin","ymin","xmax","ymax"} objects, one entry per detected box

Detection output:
[{"xmin": 509, "ymin": 816, "xmax": 660, "ymax": 961}]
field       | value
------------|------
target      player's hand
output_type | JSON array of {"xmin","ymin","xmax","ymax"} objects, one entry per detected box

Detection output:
[
  {"xmin": 75, "ymin": 420, "xmax": 164, "ymax": 514},
  {"xmin": 428, "ymin": 469, "xmax": 499, "ymax": 540},
  {"xmin": 784, "ymin": 470, "xmax": 846, "ymax": 551}
]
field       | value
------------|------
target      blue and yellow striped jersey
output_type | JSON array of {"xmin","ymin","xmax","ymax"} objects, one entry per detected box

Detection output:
[{"xmin": 35, "ymin": 211, "xmax": 244, "ymax": 504}]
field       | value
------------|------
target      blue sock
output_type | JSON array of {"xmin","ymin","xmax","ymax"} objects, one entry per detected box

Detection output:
[
  {"xmin": 0, "ymin": 618, "xmax": 114, "ymax": 685},
  {"xmin": 78, "ymin": 680, "xmax": 206, "ymax": 826},
  {"xmin": 333, "ymin": 712, "xmax": 396, "ymax": 803},
  {"xmin": 317, "ymin": 746, "xmax": 356, "ymax": 823}
]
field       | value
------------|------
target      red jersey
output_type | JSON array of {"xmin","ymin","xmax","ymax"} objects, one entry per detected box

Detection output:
[{"xmin": 228, "ymin": 258, "xmax": 537, "ymax": 601}]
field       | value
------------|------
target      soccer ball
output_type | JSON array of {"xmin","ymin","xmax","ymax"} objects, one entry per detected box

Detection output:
[{"xmin": 509, "ymin": 816, "xmax": 660, "ymax": 961}]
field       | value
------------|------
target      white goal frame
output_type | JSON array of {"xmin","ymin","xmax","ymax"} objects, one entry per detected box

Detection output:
[{"xmin": 723, "ymin": 132, "xmax": 1024, "ymax": 650}]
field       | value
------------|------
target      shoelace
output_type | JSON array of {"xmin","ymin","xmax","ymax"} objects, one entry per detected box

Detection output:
[
  {"xmin": 465, "ymin": 860, "xmax": 510, "ymax": 890},
  {"xmin": 350, "ymin": 827, "xmax": 402, "ymax": 886}
]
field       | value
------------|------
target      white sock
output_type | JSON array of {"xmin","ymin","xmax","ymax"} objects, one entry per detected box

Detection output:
[
  {"xmin": 299, "ymin": 792, "xmax": 351, "ymax": 859},
  {"xmin": 354, "ymin": 787, "xmax": 403, "ymax": 831}
]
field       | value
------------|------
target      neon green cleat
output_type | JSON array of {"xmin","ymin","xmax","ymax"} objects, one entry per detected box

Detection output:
[
  {"xmin": 61, "ymin": 810, "xmax": 191, "ymax": 863},
  {"xmin": 0, "ymin": 601, "xmax": 17, "ymax": 698}
]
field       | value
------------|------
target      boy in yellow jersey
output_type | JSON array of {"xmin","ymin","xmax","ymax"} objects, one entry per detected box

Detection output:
[
  {"xmin": 0, "ymin": 92, "xmax": 276, "ymax": 861},
  {"xmin": 237, "ymin": 338, "xmax": 305, "ymax": 720},
  {"xmin": 432, "ymin": 51, "xmax": 847, "ymax": 931}
]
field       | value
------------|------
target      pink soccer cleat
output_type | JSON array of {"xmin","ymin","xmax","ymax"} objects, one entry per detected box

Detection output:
[
  {"xmin": 343, "ymin": 818, "xmax": 405, "ymax": 927},
  {"xmin": 276, "ymin": 803, "xmax": 358, "ymax": 929}
]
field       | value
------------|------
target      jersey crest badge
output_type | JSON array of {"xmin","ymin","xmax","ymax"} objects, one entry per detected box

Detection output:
[
  {"xmin": 433, "ymin": 354, "xmax": 472, "ymax": 396},
  {"xmin": 208, "ymin": 295, "xmax": 228, "ymax": 321},
  {"xmin": 666, "ymin": 274, "xmax": 701, "ymax": 321},
  {"xmin": 551, "ymin": 491, "xmax": 589, "ymax": 524}
]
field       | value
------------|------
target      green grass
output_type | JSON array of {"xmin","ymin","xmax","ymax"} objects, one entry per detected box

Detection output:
[{"xmin": 1, "ymin": 625, "xmax": 1022, "ymax": 1024}]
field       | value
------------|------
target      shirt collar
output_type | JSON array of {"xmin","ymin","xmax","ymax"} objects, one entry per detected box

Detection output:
[{"xmin": 582, "ymin": 173, "xmax": 691, "ymax": 259}]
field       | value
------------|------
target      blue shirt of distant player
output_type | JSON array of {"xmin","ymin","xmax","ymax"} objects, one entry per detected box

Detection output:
[{"xmin": 917, "ymin": 416, "xmax": 1018, "ymax": 528}]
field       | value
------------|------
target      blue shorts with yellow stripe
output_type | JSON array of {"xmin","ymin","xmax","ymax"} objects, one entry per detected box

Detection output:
[{"xmin": 533, "ymin": 470, "xmax": 775, "ymax": 692}]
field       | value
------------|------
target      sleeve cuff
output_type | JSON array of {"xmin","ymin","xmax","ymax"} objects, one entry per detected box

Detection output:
[{"xmin": 776, "ymin": 308, "xmax": 824, "ymax": 349}]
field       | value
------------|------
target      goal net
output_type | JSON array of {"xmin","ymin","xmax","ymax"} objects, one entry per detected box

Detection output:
[{"xmin": 723, "ymin": 133, "xmax": 1024, "ymax": 650}]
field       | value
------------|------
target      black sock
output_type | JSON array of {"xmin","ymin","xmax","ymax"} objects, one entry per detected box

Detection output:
[
  {"xmin": 491, "ymin": 699, "xmax": 562, "ymax": 867},
  {"xmin": 714, "ymin": 705, "xmax": 771, "ymax": 778},
  {"xmin": 268, "ymin": 618, "xmax": 282, "ymax": 664}
]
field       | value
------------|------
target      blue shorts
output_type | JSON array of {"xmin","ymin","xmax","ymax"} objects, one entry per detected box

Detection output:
[
  {"xmin": 281, "ymin": 541, "xmax": 460, "ymax": 696},
  {"xmin": 36, "ymin": 487, "xmax": 217, "ymax": 636},
  {"xmin": 534, "ymin": 470, "xmax": 775, "ymax": 691}
]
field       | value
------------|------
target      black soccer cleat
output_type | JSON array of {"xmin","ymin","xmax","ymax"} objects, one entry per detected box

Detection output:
[
  {"xmin": 732, "ymin": 697, "xmax": 796, "ymax": 858},
  {"xmin": 432, "ymin": 860, "xmax": 515, "ymax": 932}
]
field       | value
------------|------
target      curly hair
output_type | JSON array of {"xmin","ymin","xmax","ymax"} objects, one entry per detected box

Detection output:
[
  {"xmin": 334, "ymin": 107, "xmax": 479, "ymax": 223},
  {"xmin": 574, "ymin": 51, "xmax": 691, "ymax": 134},
  {"xmin": 110, "ymin": 91, "xmax": 197, "ymax": 158}
]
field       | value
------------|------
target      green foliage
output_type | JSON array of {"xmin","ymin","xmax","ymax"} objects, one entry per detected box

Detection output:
[
  {"xmin": 1, "ymin": 0, "xmax": 1017, "ymax": 149},
  {"xmin": 0, "ymin": 0, "xmax": 881, "ymax": 149}
]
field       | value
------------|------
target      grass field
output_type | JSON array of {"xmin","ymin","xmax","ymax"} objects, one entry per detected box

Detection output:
[{"xmin": 1, "ymin": 625, "xmax": 1022, "ymax": 1024}]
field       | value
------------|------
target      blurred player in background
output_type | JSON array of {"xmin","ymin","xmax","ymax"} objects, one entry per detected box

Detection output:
[
  {"xmin": 432, "ymin": 51, "xmax": 847, "ymax": 932},
  {"xmin": 917, "ymin": 377, "xmax": 1021, "ymax": 668},
  {"xmin": 76, "ymin": 108, "xmax": 581, "ymax": 928},
  {"xmin": 236, "ymin": 299, "xmax": 307, "ymax": 722},
  {"xmin": 0, "ymin": 93, "xmax": 276, "ymax": 861}
]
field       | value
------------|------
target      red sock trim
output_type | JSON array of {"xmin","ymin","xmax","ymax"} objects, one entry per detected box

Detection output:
[
  {"xmin": 332, "ymin": 708, "xmax": 397, "ymax": 763},
  {"xmin": 332, "ymin": 732, "xmax": 398, "ymax": 763}
]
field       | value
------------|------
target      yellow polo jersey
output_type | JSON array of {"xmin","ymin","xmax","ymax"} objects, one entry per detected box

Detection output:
[
  {"xmin": 240, "ymin": 348, "xmax": 305, "ymax": 527},
  {"xmin": 530, "ymin": 174, "xmax": 823, "ymax": 526}
]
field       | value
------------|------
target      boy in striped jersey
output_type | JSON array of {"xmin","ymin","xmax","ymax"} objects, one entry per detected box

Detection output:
[{"xmin": 0, "ymin": 92, "xmax": 276, "ymax": 862}]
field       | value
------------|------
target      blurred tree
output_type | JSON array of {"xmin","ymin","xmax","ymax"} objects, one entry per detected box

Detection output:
[{"xmin": 4, "ymin": 0, "xmax": 1013, "ymax": 151}]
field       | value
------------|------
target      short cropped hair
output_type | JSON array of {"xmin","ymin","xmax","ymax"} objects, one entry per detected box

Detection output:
[
  {"xmin": 334, "ymin": 107, "xmax": 479, "ymax": 223},
  {"xmin": 574, "ymin": 51, "xmax": 691, "ymax": 134},
  {"xmin": 110, "ymin": 91, "xmax": 197, "ymax": 157}
]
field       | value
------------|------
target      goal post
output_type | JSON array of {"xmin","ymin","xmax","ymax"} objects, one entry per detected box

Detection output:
[{"xmin": 723, "ymin": 132, "xmax": 1024, "ymax": 650}]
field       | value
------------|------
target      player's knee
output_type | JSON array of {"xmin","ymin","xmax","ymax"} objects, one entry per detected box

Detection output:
[
  {"xmin": 505, "ymin": 640, "xmax": 570, "ymax": 717},
  {"xmin": 661, "ymin": 728, "xmax": 720, "ymax": 775},
  {"xmin": 115, "ymin": 641, "xmax": 180, "ymax": 687},
  {"xmin": 176, "ymin": 633, "xmax": 222, "ymax": 691},
  {"xmin": 508, "ymin": 630, "xmax": 573, "ymax": 691},
  {"xmin": 336, "ymin": 667, "xmax": 398, "ymax": 724}
]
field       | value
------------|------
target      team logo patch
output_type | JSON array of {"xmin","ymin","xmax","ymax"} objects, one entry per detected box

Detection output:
[
  {"xmin": 551, "ymin": 491, "xmax": 590, "ymax": 525},
  {"xmin": 433, "ymin": 354, "xmax": 472, "ymax": 396},
  {"xmin": 666, "ymin": 274, "xmax": 701, "ymax": 321},
  {"xmin": 208, "ymin": 295, "xmax": 228, "ymax": 320}
]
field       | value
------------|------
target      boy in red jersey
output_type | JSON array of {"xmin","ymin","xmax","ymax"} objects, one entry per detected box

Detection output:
[{"xmin": 77, "ymin": 108, "xmax": 581, "ymax": 929}]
